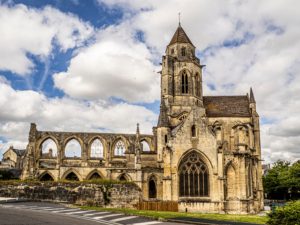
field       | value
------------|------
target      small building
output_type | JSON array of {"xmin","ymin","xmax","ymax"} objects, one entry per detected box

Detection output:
[{"xmin": 1, "ymin": 146, "xmax": 25, "ymax": 169}]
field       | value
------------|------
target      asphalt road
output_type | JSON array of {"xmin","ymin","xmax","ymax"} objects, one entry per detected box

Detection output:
[{"xmin": 0, "ymin": 202, "xmax": 183, "ymax": 225}]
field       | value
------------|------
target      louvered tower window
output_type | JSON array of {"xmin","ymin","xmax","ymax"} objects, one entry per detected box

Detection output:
[
  {"xmin": 179, "ymin": 151, "xmax": 209, "ymax": 197},
  {"xmin": 181, "ymin": 71, "xmax": 188, "ymax": 94}
]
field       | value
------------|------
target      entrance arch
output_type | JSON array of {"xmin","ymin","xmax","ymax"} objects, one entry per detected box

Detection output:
[{"xmin": 148, "ymin": 179, "xmax": 157, "ymax": 199}]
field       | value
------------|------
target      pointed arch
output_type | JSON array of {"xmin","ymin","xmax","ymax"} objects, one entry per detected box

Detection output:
[
  {"xmin": 86, "ymin": 169, "xmax": 104, "ymax": 180},
  {"xmin": 178, "ymin": 150, "xmax": 210, "ymax": 197},
  {"xmin": 148, "ymin": 174, "xmax": 157, "ymax": 199},
  {"xmin": 118, "ymin": 173, "xmax": 131, "ymax": 181},
  {"xmin": 62, "ymin": 169, "xmax": 82, "ymax": 181},
  {"xmin": 181, "ymin": 70, "xmax": 189, "ymax": 94},
  {"xmin": 39, "ymin": 171, "xmax": 55, "ymax": 181},
  {"xmin": 64, "ymin": 138, "xmax": 82, "ymax": 158},
  {"xmin": 113, "ymin": 138, "xmax": 126, "ymax": 156},
  {"xmin": 90, "ymin": 138, "xmax": 104, "ymax": 158},
  {"xmin": 40, "ymin": 137, "xmax": 58, "ymax": 158},
  {"xmin": 140, "ymin": 140, "xmax": 150, "ymax": 152}
]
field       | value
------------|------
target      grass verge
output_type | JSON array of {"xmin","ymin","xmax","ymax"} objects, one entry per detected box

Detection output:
[{"xmin": 79, "ymin": 206, "xmax": 267, "ymax": 224}]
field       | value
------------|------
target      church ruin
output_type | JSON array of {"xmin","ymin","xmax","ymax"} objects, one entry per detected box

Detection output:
[{"xmin": 21, "ymin": 24, "xmax": 264, "ymax": 213}]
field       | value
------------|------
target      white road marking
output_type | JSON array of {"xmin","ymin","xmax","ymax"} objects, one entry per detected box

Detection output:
[
  {"xmin": 83, "ymin": 212, "xmax": 110, "ymax": 216},
  {"xmin": 41, "ymin": 208, "xmax": 67, "ymax": 211},
  {"xmin": 131, "ymin": 222, "xmax": 162, "ymax": 225},
  {"xmin": 110, "ymin": 216, "xmax": 137, "ymax": 222},
  {"xmin": 51, "ymin": 208, "xmax": 81, "ymax": 213},
  {"xmin": 65, "ymin": 210, "xmax": 94, "ymax": 215},
  {"xmin": 92, "ymin": 213, "xmax": 123, "ymax": 219}
]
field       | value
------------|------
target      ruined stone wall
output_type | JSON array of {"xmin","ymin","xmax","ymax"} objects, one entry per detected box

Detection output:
[{"xmin": 0, "ymin": 182, "xmax": 141, "ymax": 209}]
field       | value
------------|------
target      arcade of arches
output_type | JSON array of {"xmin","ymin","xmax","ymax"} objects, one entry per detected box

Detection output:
[{"xmin": 21, "ymin": 24, "xmax": 263, "ymax": 214}]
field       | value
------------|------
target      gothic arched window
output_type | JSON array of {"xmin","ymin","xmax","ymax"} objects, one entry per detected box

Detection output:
[
  {"xmin": 179, "ymin": 151, "xmax": 209, "ymax": 197},
  {"xmin": 141, "ymin": 140, "xmax": 150, "ymax": 152},
  {"xmin": 90, "ymin": 138, "xmax": 104, "ymax": 158},
  {"xmin": 114, "ymin": 140, "xmax": 126, "ymax": 156},
  {"xmin": 181, "ymin": 71, "xmax": 188, "ymax": 94},
  {"xmin": 65, "ymin": 139, "xmax": 81, "ymax": 158},
  {"xmin": 41, "ymin": 138, "xmax": 57, "ymax": 158}
]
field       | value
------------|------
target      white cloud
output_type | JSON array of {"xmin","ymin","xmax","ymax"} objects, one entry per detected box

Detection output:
[
  {"xmin": 0, "ymin": 3, "xmax": 94, "ymax": 75},
  {"xmin": 53, "ymin": 23, "xmax": 160, "ymax": 103},
  {"xmin": 96, "ymin": 0, "xmax": 300, "ymax": 163}
]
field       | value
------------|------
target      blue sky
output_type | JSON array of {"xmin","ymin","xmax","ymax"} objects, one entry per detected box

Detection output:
[{"xmin": 0, "ymin": 0, "xmax": 299, "ymax": 163}]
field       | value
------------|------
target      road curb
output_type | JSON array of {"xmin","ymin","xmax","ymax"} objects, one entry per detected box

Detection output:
[{"xmin": 0, "ymin": 198, "xmax": 29, "ymax": 204}]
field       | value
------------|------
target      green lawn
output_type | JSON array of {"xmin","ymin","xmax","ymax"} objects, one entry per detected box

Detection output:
[{"xmin": 79, "ymin": 206, "xmax": 268, "ymax": 224}]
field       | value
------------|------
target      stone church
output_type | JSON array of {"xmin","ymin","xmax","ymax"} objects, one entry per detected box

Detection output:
[{"xmin": 21, "ymin": 24, "xmax": 264, "ymax": 213}]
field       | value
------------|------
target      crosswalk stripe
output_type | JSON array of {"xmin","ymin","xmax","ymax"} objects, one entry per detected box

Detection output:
[
  {"xmin": 110, "ymin": 216, "xmax": 137, "ymax": 222},
  {"xmin": 131, "ymin": 222, "xmax": 162, "ymax": 225},
  {"xmin": 65, "ymin": 210, "xmax": 92, "ymax": 215},
  {"xmin": 92, "ymin": 213, "xmax": 123, "ymax": 219},
  {"xmin": 83, "ymin": 212, "xmax": 110, "ymax": 216},
  {"xmin": 51, "ymin": 208, "xmax": 81, "ymax": 213},
  {"xmin": 42, "ymin": 208, "xmax": 67, "ymax": 211}
]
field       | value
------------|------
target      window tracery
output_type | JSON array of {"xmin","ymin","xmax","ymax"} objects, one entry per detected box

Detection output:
[
  {"xmin": 90, "ymin": 138, "xmax": 104, "ymax": 158},
  {"xmin": 114, "ymin": 140, "xmax": 126, "ymax": 156},
  {"xmin": 181, "ymin": 71, "xmax": 188, "ymax": 94},
  {"xmin": 179, "ymin": 151, "xmax": 209, "ymax": 197}
]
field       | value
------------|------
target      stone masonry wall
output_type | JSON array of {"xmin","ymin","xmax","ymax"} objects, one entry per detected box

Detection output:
[{"xmin": 0, "ymin": 182, "xmax": 141, "ymax": 208}]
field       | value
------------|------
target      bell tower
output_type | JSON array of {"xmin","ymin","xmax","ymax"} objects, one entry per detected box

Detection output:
[{"xmin": 158, "ymin": 23, "xmax": 204, "ymax": 128}]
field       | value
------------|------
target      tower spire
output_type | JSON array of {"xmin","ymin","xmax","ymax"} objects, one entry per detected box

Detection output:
[
  {"xmin": 178, "ymin": 12, "xmax": 181, "ymax": 26},
  {"xmin": 250, "ymin": 87, "xmax": 256, "ymax": 103}
]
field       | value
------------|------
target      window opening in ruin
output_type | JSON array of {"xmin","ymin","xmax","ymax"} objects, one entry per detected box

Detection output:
[
  {"xmin": 114, "ymin": 140, "xmax": 126, "ymax": 156},
  {"xmin": 181, "ymin": 71, "xmax": 188, "ymax": 94},
  {"xmin": 65, "ymin": 139, "xmax": 81, "ymax": 158},
  {"xmin": 91, "ymin": 138, "xmax": 104, "ymax": 158},
  {"xmin": 65, "ymin": 172, "xmax": 79, "ymax": 181},
  {"xmin": 41, "ymin": 138, "xmax": 57, "ymax": 158},
  {"xmin": 179, "ymin": 151, "xmax": 209, "ymax": 197},
  {"xmin": 164, "ymin": 135, "xmax": 168, "ymax": 144},
  {"xmin": 149, "ymin": 178, "xmax": 157, "ymax": 199},
  {"xmin": 141, "ymin": 140, "xmax": 150, "ymax": 152}
]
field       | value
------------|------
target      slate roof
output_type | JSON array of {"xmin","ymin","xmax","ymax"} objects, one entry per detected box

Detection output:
[
  {"xmin": 168, "ymin": 25, "xmax": 194, "ymax": 46},
  {"xmin": 203, "ymin": 96, "xmax": 251, "ymax": 117},
  {"xmin": 13, "ymin": 149, "xmax": 26, "ymax": 157}
]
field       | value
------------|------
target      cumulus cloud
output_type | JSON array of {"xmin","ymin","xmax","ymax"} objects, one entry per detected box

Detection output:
[
  {"xmin": 0, "ymin": 3, "xmax": 94, "ymax": 75},
  {"xmin": 53, "ymin": 23, "xmax": 160, "ymax": 103},
  {"xmin": 0, "ymin": 81, "xmax": 157, "ymax": 157},
  {"xmin": 97, "ymin": 0, "xmax": 300, "ymax": 163}
]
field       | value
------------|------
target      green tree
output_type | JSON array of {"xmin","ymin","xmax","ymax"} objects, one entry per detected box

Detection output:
[{"xmin": 263, "ymin": 160, "xmax": 290, "ymax": 199}]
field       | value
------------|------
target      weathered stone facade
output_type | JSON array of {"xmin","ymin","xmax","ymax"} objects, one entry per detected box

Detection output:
[
  {"xmin": 0, "ymin": 182, "xmax": 140, "ymax": 208},
  {"xmin": 21, "ymin": 24, "xmax": 264, "ymax": 214}
]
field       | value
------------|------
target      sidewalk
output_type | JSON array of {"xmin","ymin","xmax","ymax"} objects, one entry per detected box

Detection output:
[
  {"xmin": 168, "ymin": 217, "xmax": 262, "ymax": 225},
  {"xmin": 0, "ymin": 197, "xmax": 25, "ymax": 203}
]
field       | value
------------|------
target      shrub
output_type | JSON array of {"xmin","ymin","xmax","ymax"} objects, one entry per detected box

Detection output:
[{"xmin": 267, "ymin": 200, "xmax": 300, "ymax": 225}]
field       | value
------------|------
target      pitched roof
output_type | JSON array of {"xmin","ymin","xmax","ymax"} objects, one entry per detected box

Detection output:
[
  {"xmin": 203, "ymin": 96, "xmax": 251, "ymax": 117},
  {"xmin": 168, "ymin": 25, "xmax": 194, "ymax": 46}
]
